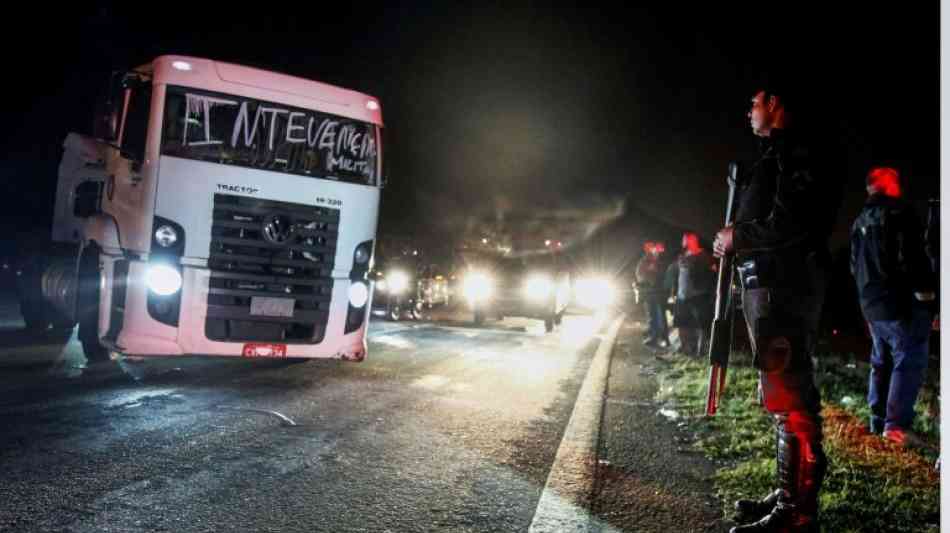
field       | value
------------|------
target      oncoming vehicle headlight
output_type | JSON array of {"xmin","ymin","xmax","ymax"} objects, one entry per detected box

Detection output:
[
  {"xmin": 154, "ymin": 225, "xmax": 179, "ymax": 248},
  {"xmin": 145, "ymin": 264, "xmax": 182, "ymax": 296},
  {"xmin": 575, "ymin": 276, "xmax": 616, "ymax": 308},
  {"xmin": 463, "ymin": 271, "xmax": 494, "ymax": 302},
  {"xmin": 524, "ymin": 274, "xmax": 554, "ymax": 301},
  {"xmin": 387, "ymin": 270, "xmax": 410, "ymax": 294},
  {"xmin": 375, "ymin": 279, "xmax": 388, "ymax": 292}
]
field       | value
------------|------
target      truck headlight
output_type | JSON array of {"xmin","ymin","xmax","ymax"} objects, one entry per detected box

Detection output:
[
  {"xmin": 354, "ymin": 242, "xmax": 372, "ymax": 264},
  {"xmin": 349, "ymin": 281, "xmax": 369, "ymax": 308},
  {"xmin": 387, "ymin": 270, "xmax": 410, "ymax": 294},
  {"xmin": 154, "ymin": 225, "xmax": 179, "ymax": 247},
  {"xmin": 145, "ymin": 264, "xmax": 182, "ymax": 296},
  {"xmin": 525, "ymin": 274, "xmax": 554, "ymax": 301},
  {"xmin": 463, "ymin": 271, "xmax": 494, "ymax": 302}
]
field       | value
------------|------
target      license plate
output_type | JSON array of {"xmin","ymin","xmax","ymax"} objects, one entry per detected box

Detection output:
[
  {"xmin": 242, "ymin": 343, "xmax": 288, "ymax": 358},
  {"xmin": 250, "ymin": 296, "xmax": 295, "ymax": 317}
]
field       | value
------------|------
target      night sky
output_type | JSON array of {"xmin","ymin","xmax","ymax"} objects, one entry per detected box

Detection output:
[{"xmin": 0, "ymin": 3, "xmax": 939, "ymax": 256}]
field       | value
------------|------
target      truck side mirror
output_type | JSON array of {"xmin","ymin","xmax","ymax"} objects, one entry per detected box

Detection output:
[
  {"xmin": 92, "ymin": 72, "xmax": 123, "ymax": 141},
  {"xmin": 119, "ymin": 76, "xmax": 152, "ymax": 167}
]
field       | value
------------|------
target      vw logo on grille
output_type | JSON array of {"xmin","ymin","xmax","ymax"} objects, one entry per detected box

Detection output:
[{"xmin": 262, "ymin": 214, "xmax": 294, "ymax": 244}]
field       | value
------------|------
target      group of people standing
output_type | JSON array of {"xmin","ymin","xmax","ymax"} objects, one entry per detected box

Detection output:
[
  {"xmin": 634, "ymin": 232, "xmax": 715, "ymax": 358},
  {"xmin": 632, "ymin": 78, "xmax": 937, "ymax": 533}
]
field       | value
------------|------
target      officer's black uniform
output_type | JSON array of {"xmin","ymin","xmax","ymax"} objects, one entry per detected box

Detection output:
[{"xmin": 729, "ymin": 128, "xmax": 838, "ymax": 532}]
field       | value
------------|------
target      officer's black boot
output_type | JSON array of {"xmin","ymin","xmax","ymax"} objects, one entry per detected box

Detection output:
[
  {"xmin": 733, "ymin": 489, "xmax": 782, "ymax": 524},
  {"xmin": 734, "ymin": 424, "xmax": 784, "ymax": 524},
  {"xmin": 730, "ymin": 426, "xmax": 824, "ymax": 533}
]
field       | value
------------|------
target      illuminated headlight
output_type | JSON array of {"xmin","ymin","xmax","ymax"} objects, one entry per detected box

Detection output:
[
  {"xmin": 575, "ymin": 276, "xmax": 616, "ymax": 308},
  {"xmin": 154, "ymin": 225, "xmax": 178, "ymax": 248},
  {"xmin": 387, "ymin": 270, "xmax": 410, "ymax": 294},
  {"xmin": 524, "ymin": 274, "xmax": 554, "ymax": 301},
  {"xmin": 375, "ymin": 279, "xmax": 388, "ymax": 292},
  {"xmin": 463, "ymin": 271, "xmax": 494, "ymax": 302},
  {"xmin": 349, "ymin": 281, "xmax": 369, "ymax": 308},
  {"xmin": 145, "ymin": 264, "xmax": 182, "ymax": 296}
]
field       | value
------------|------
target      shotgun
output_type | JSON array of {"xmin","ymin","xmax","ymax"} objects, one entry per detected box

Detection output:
[{"xmin": 705, "ymin": 162, "xmax": 739, "ymax": 416}]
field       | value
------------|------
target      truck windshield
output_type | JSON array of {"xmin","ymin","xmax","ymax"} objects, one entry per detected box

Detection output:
[{"xmin": 160, "ymin": 86, "xmax": 380, "ymax": 186}]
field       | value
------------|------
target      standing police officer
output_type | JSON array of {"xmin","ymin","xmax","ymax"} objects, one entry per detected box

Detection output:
[{"xmin": 714, "ymin": 82, "xmax": 839, "ymax": 532}]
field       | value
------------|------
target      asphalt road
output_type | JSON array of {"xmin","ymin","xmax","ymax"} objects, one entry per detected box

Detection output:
[{"xmin": 0, "ymin": 300, "xmax": 614, "ymax": 532}]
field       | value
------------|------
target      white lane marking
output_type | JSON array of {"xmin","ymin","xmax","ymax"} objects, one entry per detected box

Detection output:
[{"xmin": 528, "ymin": 314, "xmax": 625, "ymax": 533}]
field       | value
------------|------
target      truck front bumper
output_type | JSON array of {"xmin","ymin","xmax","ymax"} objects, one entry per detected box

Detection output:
[{"xmin": 99, "ymin": 257, "xmax": 368, "ymax": 360}]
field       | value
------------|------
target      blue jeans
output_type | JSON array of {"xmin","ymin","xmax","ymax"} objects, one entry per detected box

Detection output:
[
  {"xmin": 867, "ymin": 308, "xmax": 932, "ymax": 433},
  {"xmin": 644, "ymin": 298, "xmax": 668, "ymax": 342}
]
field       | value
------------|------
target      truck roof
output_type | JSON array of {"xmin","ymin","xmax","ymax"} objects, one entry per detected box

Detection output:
[{"xmin": 142, "ymin": 55, "xmax": 383, "ymax": 126}]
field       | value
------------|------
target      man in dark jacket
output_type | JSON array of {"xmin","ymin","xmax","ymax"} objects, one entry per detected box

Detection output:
[
  {"xmin": 635, "ymin": 241, "xmax": 669, "ymax": 348},
  {"xmin": 714, "ymin": 83, "xmax": 839, "ymax": 532},
  {"xmin": 850, "ymin": 166, "xmax": 936, "ymax": 447},
  {"xmin": 669, "ymin": 232, "xmax": 715, "ymax": 357}
]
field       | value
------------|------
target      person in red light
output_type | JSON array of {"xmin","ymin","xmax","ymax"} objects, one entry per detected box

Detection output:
[
  {"xmin": 635, "ymin": 241, "xmax": 669, "ymax": 349},
  {"xmin": 714, "ymin": 81, "xmax": 841, "ymax": 532},
  {"xmin": 850, "ymin": 166, "xmax": 936, "ymax": 448},
  {"xmin": 668, "ymin": 232, "xmax": 715, "ymax": 357}
]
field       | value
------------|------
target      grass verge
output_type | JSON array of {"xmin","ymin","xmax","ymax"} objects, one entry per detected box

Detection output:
[{"xmin": 654, "ymin": 351, "xmax": 939, "ymax": 533}]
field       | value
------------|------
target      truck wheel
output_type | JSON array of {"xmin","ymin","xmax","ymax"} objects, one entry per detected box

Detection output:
[
  {"xmin": 77, "ymin": 246, "xmax": 109, "ymax": 362},
  {"xmin": 554, "ymin": 311, "xmax": 563, "ymax": 326},
  {"xmin": 19, "ymin": 298, "xmax": 50, "ymax": 331},
  {"xmin": 474, "ymin": 309, "xmax": 485, "ymax": 326},
  {"xmin": 16, "ymin": 258, "xmax": 52, "ymax": 331},
  {"xmin": 544, "ymin": 315, "xmax": 555, "ymax": 333}
]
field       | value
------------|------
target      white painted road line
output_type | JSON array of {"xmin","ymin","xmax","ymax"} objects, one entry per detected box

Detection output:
[{"xmin": 528, "ymin": 314, "xmax": 625, "ymax": 533}]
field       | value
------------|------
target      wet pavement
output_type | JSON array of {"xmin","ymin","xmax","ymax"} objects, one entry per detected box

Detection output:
[{"xmin": 0, "ymin": 300, "xmax": 610, "ymax": 532}]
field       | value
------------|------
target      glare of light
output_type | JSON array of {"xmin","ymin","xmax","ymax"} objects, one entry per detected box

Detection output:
[
  {"xmin": 349, "ymin": 281, "xmax": 369, "ymax": 308},
  {"xmin": 387, "ymin": 270, "xmax": 410, "ymax": 294},
  {"xmin": 524, "ymin": 274, "xmax": 554, "ymax": 301},
  {"xmin": 172, "ymin": 61, "xmax": 192, "ymax": 71},
  {"xmin": 482, "ymin": 238, "xmax": 489, "ymax": 244},
  {"xmin": 544, "ymin": 240, "xmax": 552, "ymax": 247},
  {"xmin": 145, "ymin": 264, "xmax": 182, "ymax": 296},
  {"xmin": 575, "ymin": 276, "xmax": 616, "ymax": 309},
  {"xmin": 375, "ymin": 279, "xmax": 388, "ymax": 292},
  {"xmin": 463, "ymin": 271, "xmax": 494, "ymax": 302},
  {"xmin": 366, "ymin": 100, "xmax": 380, "ymax": 110},
  {"xmin": 559, "ymin": 313, "xmax": 608, "ymax": 348}
]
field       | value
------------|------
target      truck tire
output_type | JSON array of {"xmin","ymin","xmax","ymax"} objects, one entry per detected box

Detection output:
[
  {"xmin": 474, "ymin": 309, "xmax": 485, "ymax": 326},
  {"xmin": 544, "ymin": 315, "xmax": 555, "ymax": 332},
  {"xmin": 77, "ymin": 246, "xmax": 109, "ymax": 362},
  {"xmin": 19, "ymin": 297, "xmax": 50, "ymax": 331},
  {"xmin": 554, "ymin": 311, "xmax": 563, "ymax": 326},
  {"xmin": 15, "ymin": 257, "xmax": 52, "ymax": 331}
]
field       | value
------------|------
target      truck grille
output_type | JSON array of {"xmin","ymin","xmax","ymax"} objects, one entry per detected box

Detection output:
[{"xmin": 206, "ymin": 194, "xmax": 339, "ymax": 343}]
